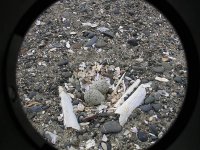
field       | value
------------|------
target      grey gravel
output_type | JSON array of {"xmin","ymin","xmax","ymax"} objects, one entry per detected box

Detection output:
[
  {"xmin": 84, "ymin": 89, "xmax": 105, "ymax": 106},
  {"xmin": 101, "ymin": 121, "xmax": 122, "ymax": 134}
]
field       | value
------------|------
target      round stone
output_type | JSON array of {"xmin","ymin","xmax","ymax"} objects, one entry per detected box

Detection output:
[
  {"xmin": 90, "ymin": 79, "xmax": 110, "ymax": 94},
  {"xmin": 84, "ymin": 89, "xmax": 105, "ymax": 106}
]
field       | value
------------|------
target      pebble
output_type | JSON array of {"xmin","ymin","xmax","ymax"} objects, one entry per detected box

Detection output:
[
  {"xmin": 95, "ymin": 39, "xmax": 107, "ymax": 48},
  {"xmin": 26, "ymin": 105, "xmax": 46, "ymax": 113},
  {"xmin": 99, "ymin": 141, "xmax": 112, "ymax": 150},
  {"xmin": 62, "ymin": 72, "xmax": 72, "ymax": 78},
  {"xmin": 152, "ymin": 103, "xmax": 162, "ymax": 112},
  {"xmin": 152, "ymin": 66, "xmax": 165, "ymax": 73},
  {"xmin": 127, "ymin": 38, "xmax": 138, "ymax": 46},
  {"xmin": 85, "ymin": 36, "xmax": 98, "ymax": 47},
  {"xmin": 28, "ymin": 91, "xmax": 37, "ymax": 99},
  {"xmin": 144, "ymin": 96, "xmax": 155, "ymax": 104},
  {"xmin": 77, "ymin": 103, "xmax": 85, "ymax": 111},
  {"xmin": 174, "ymin": 76, "xmax": 182, "ymax": 83},
  {"xmin": 149, "ymin": 124, "xmax": 159, "ymax": 136},
  {"xmin": 58, "ymin": 59, "xmax": 68, "ymax": 66},
  {"xmin": 102, "ymin": 31, "xmax": 114, "ymax": 38},
  {"xmin": 137, "ymin": 130, "xmax": 148, "ymax": 142},
  {"xmin": 140, "ymin": 104, "xmax": 152, "ymax": 112},
  {"xmin": 101, "ymin": 121, "xmax": 122, "ymax": 134},
  {"xmin": 84, "ymin": 89, "xmax": 105, "ymax": 106}
]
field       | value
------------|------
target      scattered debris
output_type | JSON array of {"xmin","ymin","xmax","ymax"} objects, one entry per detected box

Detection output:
[
  {"xmin": 155, "ymin": 76, "xmax": 169, "ymax": 82},
  {"xmin": 44, "ymin": 131, "xmax": 58, "ymax": 145}
]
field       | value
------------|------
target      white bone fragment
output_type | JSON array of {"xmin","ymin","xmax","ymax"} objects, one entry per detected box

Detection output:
[
  {"xmin": 102, "ymin": 134, "xmax": 108, "ymax": 142},
  {"xmin": 113, "ymin": 72, "xmax": 126, "ymax": 93},
  {"xmin": 66, "ymin": 41, "xmax": 70, "ymax": 48},
  {"xmin": 82, "ymin": 22, "xmax": 98, "ymax": 28},
  {"xmin": 115, "ymin": 84, "xmax": 146, "ymax": 126},
  {"xmin": 85, "ymin": 139, "xmax": 95, "ymax": 149},
  {"xmin": 59, "ymin": 86, "xmax": 80, "ymax": 130},
  {"xmin": 155, "ymin": 76, "xmax": 169, "ymax": 82},
  {"xmin": 114, "ymin": 79, "xmax": 141, "ymax": 107}
]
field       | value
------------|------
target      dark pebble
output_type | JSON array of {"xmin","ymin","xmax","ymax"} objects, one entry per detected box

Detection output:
[
  {"xmin": 152, "ymin": 66, "xmax": 165, "ymax": 73},
  {"xmin": 58, "ymin": 59, "xmax": 68, "ymax": 66},
  {"xmin": 62, "ymin": 72, "xmax": 72, "ymax": 78},
  {"xmin": 101, "ymin": 121, "xmax": 122, "ymax": 134},
  {"xmin": 28, "ymin": 91, "xmax": 37, "ymax": 99},
  {"xmin": 141, "ymin": 79, "xmax": 149, "ymax": 84},
  {"xmin": 174, "ymin": 76, "xmax": 182, "ymax": 83},
  {"xmin": 102, "ymin": 31, "xmax": 114, "ymax": 38},
  {"xmin": 85, "ymin": 36, "xmax": 98, "ymax": 47},
  {"xmin": 128, "ymin": 10, "xmax": 134, "ymax": 16},
  {"xmin": 140, "ymin": 104, "xmax": 152, "ymax": 112},
  {"xmin": 144, "ymin": 96, "xmax": 155, "ymax": 104},
  {"xmin": 137, "ymin": 130, "xmax": 148, "ymax": 142},
  {"xmin": 72, "ymin": 99, "xmax": 80, "ymax": 105},
  {"xmin": 149, "ymin": 124, "xmax": 159, "ymax": 136},
  {"xmin": 127, "ymin": 38, "xmax": 138, "ymax": 46},
  {"xmin": 152, "ymin": 103, "xmax": 162, "ymax": 112},
  {"xmin": 26, "ymin": 105, "xmax": 47, "ymax": 113}
]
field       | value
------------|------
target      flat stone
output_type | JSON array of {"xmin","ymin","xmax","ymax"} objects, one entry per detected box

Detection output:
[
  {"xmin": 149, "ymin": 124, "xmax": 159, "ymax": 136},
  {"xmin": 102, "ymin": 31, "xmax": 114, "ymax": 38},
  {"xmin": 137, "ymin": 131, "xmax": 148, "ymax": 142},
  {"xmin": 152, "ymin": 66, "xmax": 165, "ymax": 73},
  {"xmin": 28, "ymin": 91, "xmax": 37, "ymax": 99},
  {"xmin": 127, "ymin": 38, "xmax": 138, "ymax": 46},
  {"xmin": 62, "ymin": 72, "xmax": 72, "ymax": 78},
  {"xmin": 101, "ymin": 121, "xmax": 122, "ymax": 134},
  {"xmin": 58, "ymin": 59, "xmax": 68, "ymax": 66},
  {"xmin": 144, "ymin": 96, "xmax": 155, "ymax": 104},
  {"xmin": 152, "ymin": 103, "xmax": 162, "ymax": 112},
  {"xmin": 85, "ymin": 36, "xmax": 98, "ymax": 47},
  {"xmin": 174, "ymin": 76, "xmax": 182, "ymax": 83},
  {"xmin": 140, "ymin": 104, "xmax": 152, "ymax": 112}
]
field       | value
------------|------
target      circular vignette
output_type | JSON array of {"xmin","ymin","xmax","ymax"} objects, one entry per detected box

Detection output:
[{"xmin": 3, "ymin": 0, "xmax": 199, "ymax": 150}]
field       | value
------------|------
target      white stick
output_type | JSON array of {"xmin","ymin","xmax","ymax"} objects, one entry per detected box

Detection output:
[
  {"xmin": 114, "ymin": 79, "xmax": 141, "ymax": 108},
  {"xmin": 115, "ymin": 84, "xmax": 146, "ymax": 126},
  {"xmin": 59, "ymin": 86, "xmax": 80, "ymax": 130},
  {"xmin": 113, "ymin": 72, "xmax": 126, "ymax": 93}
]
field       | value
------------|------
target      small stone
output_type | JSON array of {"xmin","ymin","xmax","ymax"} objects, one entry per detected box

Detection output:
[
  {"xmin": 99, "ymin": 141, "xmax": 112, "ymax": 150},
  {"xmin": 149, "ymin": 124, "xmax": 159, "ymax": 136},
  {"xmin": 152, "ymin": 66, "xmax": 165, "ymax": 73},
  {"xmin": 72, "ymin": 99, "xmax": 80, "ymax": 105},
  {"xmin": 58, "ymin": 59, "xmax": 68, "ymax": 66},
  {"xmin": 62, "ymin": 72, "xmax": 72, "ymax": 78},
  {"xmin": 152, "ymin": 103, "xmax": 162, "ymax": 112},
  {"xmin": 127, "ymin": 38, "xmax": 138, "ymax": 46},
  {"xmin": 84, "ymin": 89, "xmax": 105, "ymax": 106},
  {"xmin": 28, "ymin": 91, "xmax": 37, "ymax": 99},
  {"xmin": 85, "ymin": 36, "xmax": 98, "ymax": 47},
  {"xmin": 137, "ymin": 131, "xmax": 148, "ymax": 142},
  {"xmin": 77, "ymin": 103, "xmax": 85, "ymax": 111},
  {"xmin": 95, "ymin": 39, "xmax": 107, "ymax": 48},
  {"xmin": 144, "ymin": 96, "xmax": 155, "ymax": 104},
  {"xmin": 174, "ymin": 76, "xmax": 182, "ymax": 83},
  {"xmin": 102, "ymin": 31, "xmax": 114, "ymax": 38},
  {"xmin": 101, "ymin": 121, "xmax": 122, "ymax": 134},
  {"xmin": 90, "ymin": 80, "xmax": 110, "ymax": 94},
  {"xmin": 140, "ymin": 104, "xmax": 152, "ymax": 112}
]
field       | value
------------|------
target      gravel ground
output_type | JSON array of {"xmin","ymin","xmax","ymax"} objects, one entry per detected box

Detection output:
[{"xmin": 16, "ymin": 0, "xmax": 187, "ymax": 150}]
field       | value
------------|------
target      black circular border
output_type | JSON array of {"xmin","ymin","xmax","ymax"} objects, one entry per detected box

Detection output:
[{"xmin": 4, "ymin": 0, "xmax": 200, "ymax": 150}]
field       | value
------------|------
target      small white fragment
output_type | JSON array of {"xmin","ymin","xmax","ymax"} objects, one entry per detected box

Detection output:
[
  {"xmin": 136, "ymin": 58, "xmax": 144, "ymax": 62},
  {"xmin": 45, "ymin": 131, "xmax": 58, "ymax": 144},
  {"xmin": 85, "ymin": 139, "xmax": 95, "ymax": 149},
  {"xmin": 97, "ymin": 27, "xmax": 110, "ymax": 32},
  {"xmin": 155, "ymin": 76, "xmax": 169, "ymax": 82},
  {"xmin": 134, "ymin": 144, "xmax": 141, "ymax": 149},
  {"xmin": 80, "ymin": 122, "xmax": 90, "ymax": 126},
  {"xmin": 102, "ymin": 134, "xmax": 108, "ymax": 142},
  {"xmin": 38, "ymin": 61, "xmax": 47, "ymax": 66},
  {"xmin": 67, "ymin": 93, "xmax": 75, "ymax": 99},
  {"xmin": 114, "ymin": 79, "xmax": 141, "ymax": 107},
  {"xmin": 97, "ymin": 105, "xmax": 108, "ymax": 113},
  {"xmin": 124, "ymin": 130, "xmax": 130, "ymax": 136},
  {"xmin": 82, "ymin": 22, "xmax": 98, "ymax": 28},
  {"xmin": 113, "ymin": 72, "xmax": 126, "ymax": 93},
  {"xmin": 59, "ymin": 86, "xmax": 80, "ymax": 130},
  {"xmin": 49, "ymin": 48, "xmax": 57, "ymax": 52},
  {"xmin": 35, "ymin": 20, "xmax": 41, "ymax": 25},
  {"xmin": 70, "ymin": 32, "xmax": 77, "ymax": 35},
  {"xmin": 157, "ymin": 90, "xmax": 169, "ymax": 97},
  {"xmin": 66, "ymin": 41, "xmax": 70, "ymax": 48},
  {"xmin": 77, "ymin": 103, "xmax": 85, "ymax": 111},
  {"xmin": 131, "ymin": 127, "xmax": 138, "ymax": 133},
  {"xmin": 115, "ymin": 84, "xmax": 146, "ymax": 126}
]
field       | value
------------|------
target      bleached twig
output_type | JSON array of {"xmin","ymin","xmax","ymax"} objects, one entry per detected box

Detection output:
[
  {"xmin": 114, "ymin": 79, "xmax": 141, "ymax": 108},
  {"xmin": 59, "ymin": 86, "xmax": 80, "ymax": 130},
  {"xmin": 113, "ymin": 72, "xmax": 126, "ymax": 93},
  {"xmin": 115, "ymin": 84, "xmax": 146, "ymax": 126}
]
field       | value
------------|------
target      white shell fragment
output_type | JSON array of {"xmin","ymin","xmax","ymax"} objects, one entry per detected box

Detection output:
[
  {"xmin": 113, "ymin": 72, "xmax": 126, "ymax": 93},
  {"xmin": 82, "ymin": 22, "xmax": 98, "ymax": 28},
  {"xmin": 155, "ymin": 76, "xmax": 169, "ymax": 82},
  {"xmin": 114, "ymin": 79, "xmax": 141, "ymax": 107},
  {"xmin": 115, "ymin": 84, "xmax": 147, "ymax": 126},
  {"xmin": 58, "ymin": 86, "xmax": 80, "ymax": 130},
  {"xmin": 45, "ymin": 131, "xmax": 58, "ymax": 145},
  {"xmin": 85, "ymin": 139, "xmax": 96, "ymax": 149}
]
